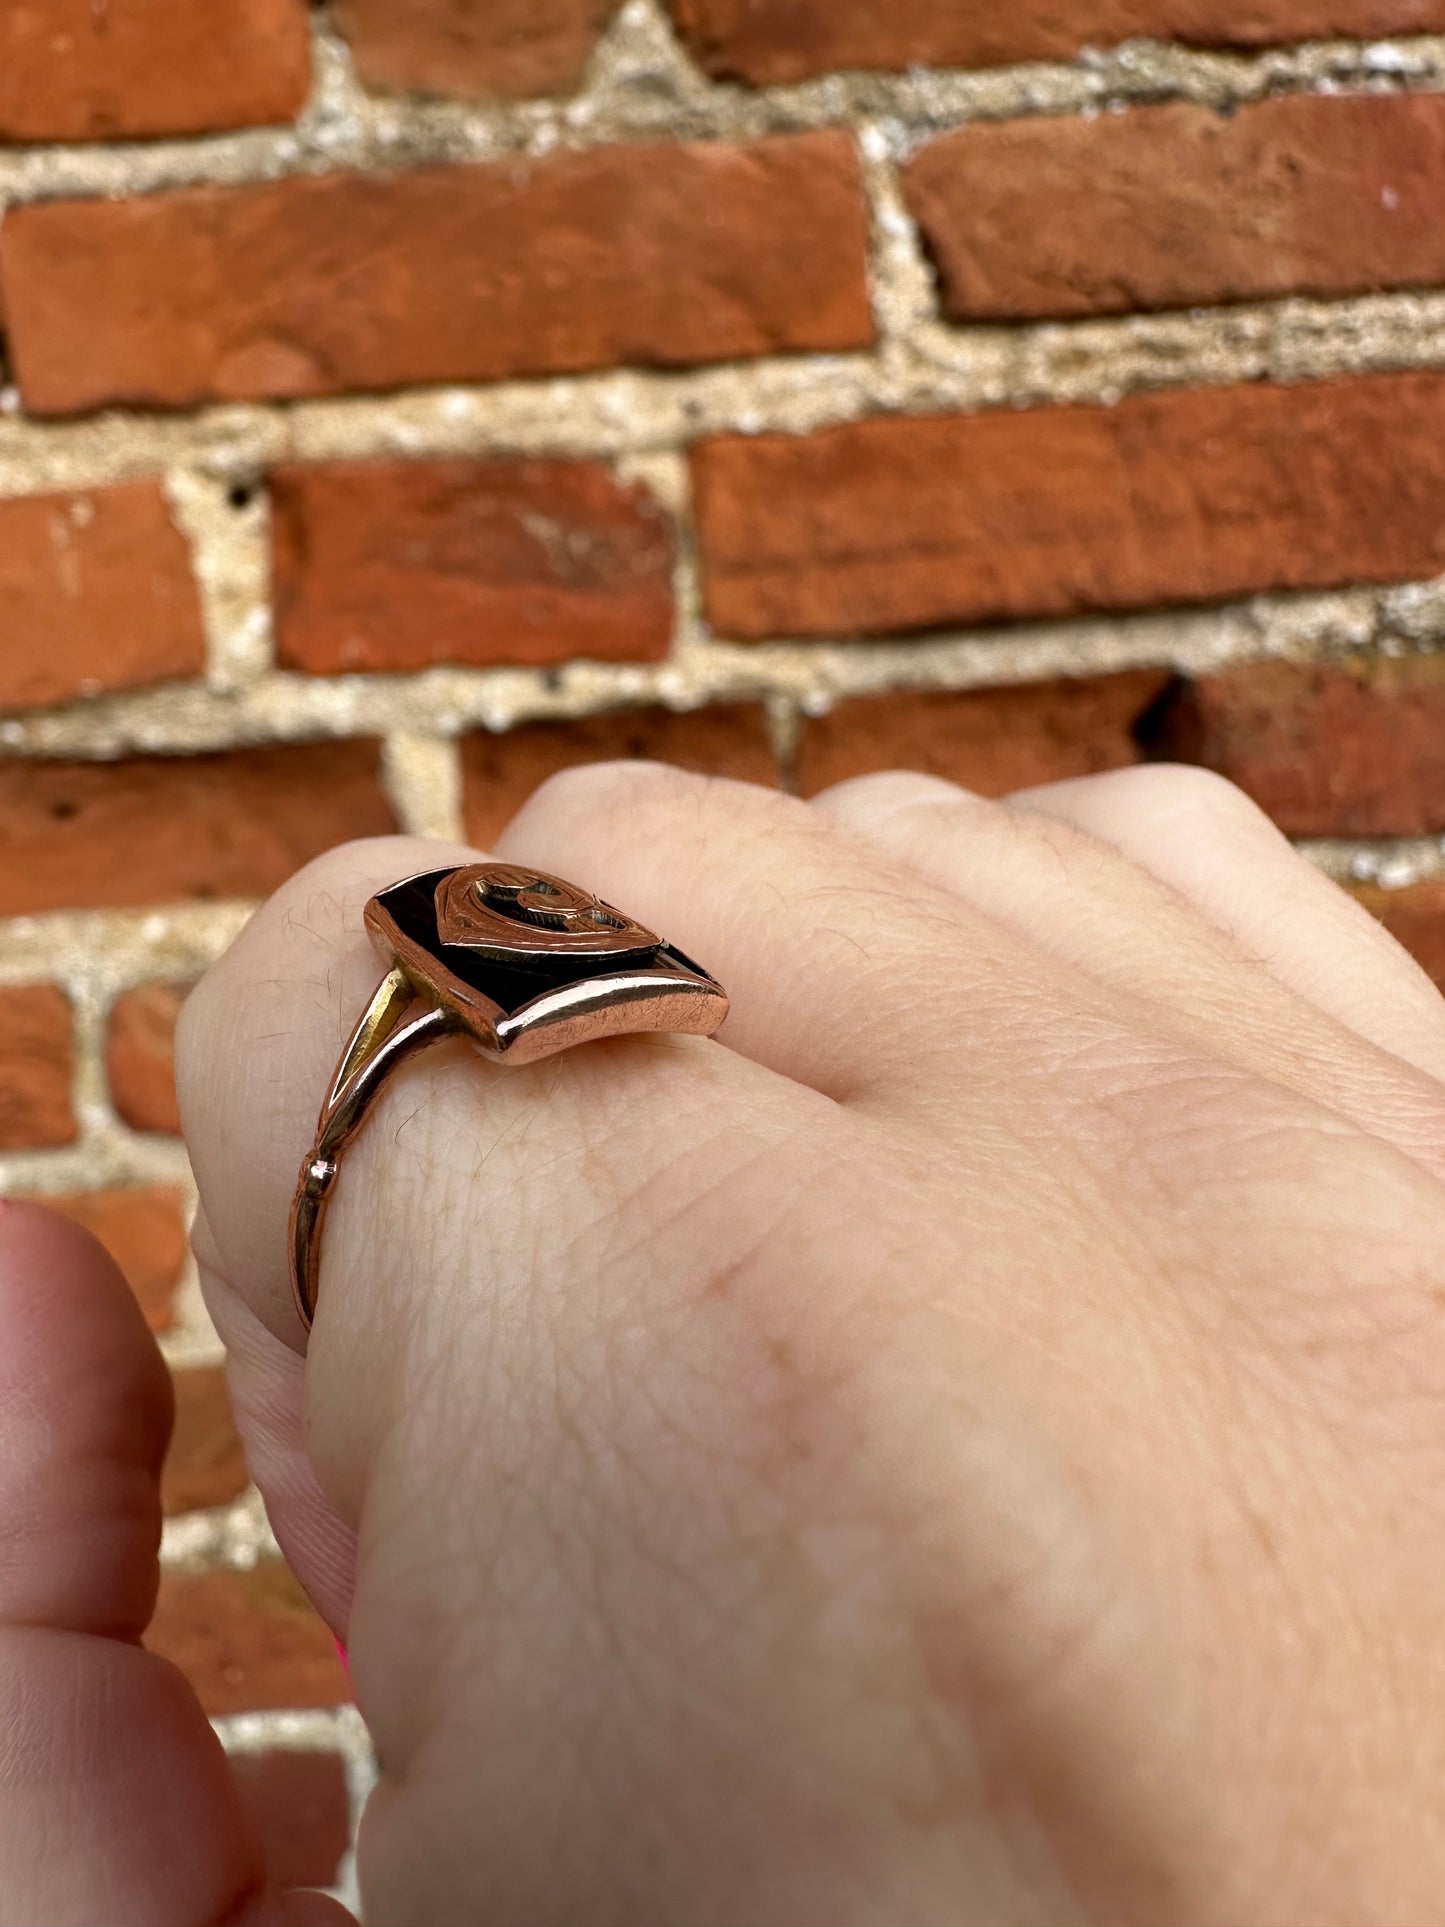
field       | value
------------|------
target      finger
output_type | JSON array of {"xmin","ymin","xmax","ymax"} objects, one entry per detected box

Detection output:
[
  {"xmin": 0, "ymin": 1200, "xmax": 348, "ymax": 1927},
  {"xmin": 1009, "ymin": 763, "xmax": 1445, "ymax": 1085},
  {"xmin": 175, "ymin": 835, "xmax": 822, "ymax": 1591},
  {"xmin": 177, "ymin": 835, "xmax": 477, "ymax": 1349},
  {"xmin": 0, "ymin": 1200, "xmax": 170, "ymax": 1639},
  {"xmin": 176, "ymin": 835, "xmax": 475, "ymax": 1630},
  {"xmin": 194, "ymin": 1207, "xmax": 357, "ymax": 1639},
  {"xmin": 492, "ymin": 760, "xmax": 1083, "ymax": 1099},
  {"xmin": 811, "ymin": 769, "xmax": 1445, "ymax": 1175}
]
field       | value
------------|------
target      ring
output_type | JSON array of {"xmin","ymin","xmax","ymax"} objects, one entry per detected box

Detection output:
[{"xmin": 288, "ymin": 862, "xmax": 729, "ymax": 1333}]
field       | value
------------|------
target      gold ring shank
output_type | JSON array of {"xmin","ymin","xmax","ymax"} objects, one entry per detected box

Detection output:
[{"xmin": 288, "ymin": 966, "xmax": 455, "ymax": 1330}]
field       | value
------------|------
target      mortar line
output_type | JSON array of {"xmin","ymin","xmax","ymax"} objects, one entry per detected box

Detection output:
[
  {"xmin": 5, "ymin": 285, "xmax": 1445, "ymax": 499},
  {"xmin": 0, "ymin": 1129, "xmax": 193, "ymax": 1194},
  {"xmin": 0, "ymin": 569, "xmax": 1438, "ymax": 759},
  {"xmin": 214, "ymin": 1703, "xmax": 370, "ymax": 1756},
  {"xmin": 162, "ymin": 1486, "xmax": 280, "ymax": 1574},
  {"xmin": 212, "ymin": 1698, "xmax": 373, "ymax": 1915},
  {"xmin": 855, "ymin": 118, "xmax": 940, "ymax": 360},
  {"xmin": 165, "ymin": 466, "xmax": 278, "ymax": 690},
  {"xmin": 3, "ymin": 19, "xmax": 1445, "ymax": 209},
  {"xmin": 381, "ymin": 730, "xmax": 466, "ymax": 841}
]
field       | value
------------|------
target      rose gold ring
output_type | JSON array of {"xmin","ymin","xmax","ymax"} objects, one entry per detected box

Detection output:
[{"xmin": 288, "ymin": 862, "xmax": 728, "ymax": 1334}]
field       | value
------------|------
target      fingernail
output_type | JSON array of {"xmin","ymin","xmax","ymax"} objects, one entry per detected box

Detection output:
[{"xmin": 332, "ymin": 1632, "xmax": 350, "ymax": 1679}]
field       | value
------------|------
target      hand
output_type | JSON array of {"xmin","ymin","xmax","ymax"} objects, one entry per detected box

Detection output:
[{"xmin": 32, "ymin": 760, "xmax": 1445, "ymax": 1925}]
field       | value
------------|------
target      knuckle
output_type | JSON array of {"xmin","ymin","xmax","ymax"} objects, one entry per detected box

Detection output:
[
  {"xmin": 812, "ymin": 768, "xmax": 975, "ymax": 823},
  {"xmin": 1112, "ymin": 761, "xmax": 1271, "ymax": 830},
  {"xmin": 522, "ymin": 757, "xmax": 702, "ymax": 824},
  {"xmin": 509, "ymin": 759, "xmax": 792, "ymax": 869}
]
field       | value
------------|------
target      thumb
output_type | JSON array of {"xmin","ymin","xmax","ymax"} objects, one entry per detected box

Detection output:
[{"xmin": 0, "ymin": 1198, "xmax": 348, "ymax": 1926}]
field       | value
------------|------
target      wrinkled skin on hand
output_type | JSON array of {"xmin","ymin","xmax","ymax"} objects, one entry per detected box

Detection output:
[{"xmin": 7, "ymin": 760, "xmax": 1444, "ymax": 1926}]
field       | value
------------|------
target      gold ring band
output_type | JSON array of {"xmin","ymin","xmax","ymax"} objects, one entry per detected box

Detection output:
[{"xmin": 288, "ymin": 862, "xmax": 728, "ymax": 1334}]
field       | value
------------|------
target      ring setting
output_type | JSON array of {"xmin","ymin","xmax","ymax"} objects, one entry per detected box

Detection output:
[{"xmin": 288, "ymin": 862, "xmax": 728, "ymax": 1333}]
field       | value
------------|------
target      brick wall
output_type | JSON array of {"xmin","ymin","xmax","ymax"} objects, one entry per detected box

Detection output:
[{"xmin": 4, "ymin": 0, "xmax": 1445, "ymax": 1900}]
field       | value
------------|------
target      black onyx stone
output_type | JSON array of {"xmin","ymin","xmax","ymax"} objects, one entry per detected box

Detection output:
[{"xmin": 376, "ymin": 869, "xmax": 707, "ymax": 1018}]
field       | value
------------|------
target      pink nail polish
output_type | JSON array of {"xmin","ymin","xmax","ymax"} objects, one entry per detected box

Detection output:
[{"xmin": 332, "ymin": 1632, "xmax": 350, "ymax": 1678}]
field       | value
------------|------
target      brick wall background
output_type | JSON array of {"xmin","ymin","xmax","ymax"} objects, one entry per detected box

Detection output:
[{"xmin": 5, "ymin": 0, "xmax": 1445, "ymax": 1900}]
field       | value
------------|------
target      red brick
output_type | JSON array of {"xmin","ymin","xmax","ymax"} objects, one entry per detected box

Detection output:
[
  {"xmin": 461, "ymin": 703, "xmax": 779, "ymax": 845},
  {"xmin": 0, "ymin": 0, "xmax": 310, "ymax": 143},
  {"xmin": 0, "ymin": 984, "xmax": 77, "ymax": 1150},
  {"xmin": 272, "ymin": 459, "xmax": 675, "ymax": 675},
  {"xmin": 107, "ymin": 983, "xmax": 187, "ymax": 1136},
  {"xmin": 0, "ymin": 484, "xmax": 206, "ymax": 713},
  {"xmin": 665, "ymin": 0, "xmax": 1445, "ymax": 82},
  {"xmin": 1143, "ymin": 657, "xmax": 1445, "ymax": 837},
  {"xmin": 337, "ymin": 0, "xmax": 619, "ymax": 99},
  {"xmin": 162, "ymin": 1366, "xmax": 248, "ymax": 1517},
  {"xmin": 1352, "ymin": 881, "xmax": 1445, "ymax": 990},
  {"xmin": 905, "ymin": 94, "xmax": 1445, "ymax": 323},
  {"xmin": 691, "ymin": 373, "xmax": 1445, "ymax": 641},
  {"xmin": 796, "ymin": 672, "xmax": 1172, "ymax": 799},
  {"xmin": 0, "ymin": 740, "xmax": 396, "ymax": 916},
  {"xmin": 148, "ymin": 1565, "xmax": 348, "ymax": 1716},
  {"xmin": 45, "ymin": 1185, "xmax": 189, "ymax": 1332},
  {"xmin": 230, "ymin": 1750, "xmax": 350, "ymax": 1891},
  {"xmin": 0, "ymin": 134, "xmax": 872, "ymax": 418}
]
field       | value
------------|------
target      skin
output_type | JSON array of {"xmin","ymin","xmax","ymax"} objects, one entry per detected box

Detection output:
[{"xmin": 5, "ymin": 760, "xmax": 1445, "ymax": 1923}]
